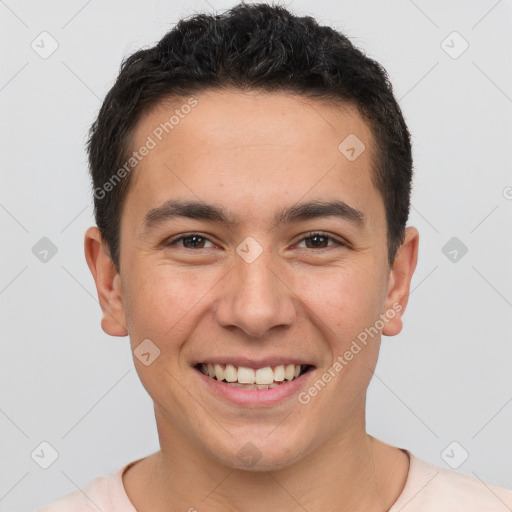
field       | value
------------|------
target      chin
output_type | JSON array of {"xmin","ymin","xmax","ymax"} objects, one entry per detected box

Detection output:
[{"xmin": 209, "ymin": 429, "xmax": 311, "ymax": 472}]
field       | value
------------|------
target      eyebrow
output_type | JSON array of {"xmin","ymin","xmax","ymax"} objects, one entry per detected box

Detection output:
[{"xmin": 142, "ymin": 198, "xmax": 366, "ymax": 234}]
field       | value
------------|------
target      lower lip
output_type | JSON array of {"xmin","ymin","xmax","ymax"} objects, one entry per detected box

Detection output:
[{"xmin": 194, "ymin": 367, "xmax": 314, "ymax": 407}]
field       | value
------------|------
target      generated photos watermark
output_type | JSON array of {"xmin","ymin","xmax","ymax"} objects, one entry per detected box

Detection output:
[
  {"xmin": 94, "ymin": 97, "xmax": 198, "ymax": 200},
  {"xmin": 298, "ymin": 302, "xmax": 403, "ymax": 405}
]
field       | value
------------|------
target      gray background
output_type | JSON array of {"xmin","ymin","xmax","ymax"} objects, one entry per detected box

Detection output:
[{"xmin": 1, "ymin": 0, "xmax": 511, "ymax": 510}]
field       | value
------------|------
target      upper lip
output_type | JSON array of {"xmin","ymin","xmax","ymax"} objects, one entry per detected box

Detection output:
[{"xmin": 193, "ymin": 357, "xmax": 315, "ymax": 368}]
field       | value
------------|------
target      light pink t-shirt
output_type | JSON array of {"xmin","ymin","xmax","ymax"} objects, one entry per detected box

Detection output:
[{"xmin": 38, "ymin": 450, "xmax": 512, "ymax": 511}]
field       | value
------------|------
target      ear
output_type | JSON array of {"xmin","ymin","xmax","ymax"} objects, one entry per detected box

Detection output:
[
  {"xmin": 84, "ymin": 226, "xmax": 128, "ymax": 337},
  {"xmin": 382, "ymin": 226, "xmax": 419, "ymax": 337}
]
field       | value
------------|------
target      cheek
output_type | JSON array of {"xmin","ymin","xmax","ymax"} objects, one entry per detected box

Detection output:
[
  {"xmin": 293, "ymin": 263, "xmax": 385, "ymax": 338},
  {"xmin": 123, "ymin": 264, "xmax": 218, "ymax": 348},
  {"xmin": 123, "ymin": 250, "xmax": 387, "ymax": 357},
  {"xmin": 293, "ymin": 263, "xmax": 386, "ymax": 396}
]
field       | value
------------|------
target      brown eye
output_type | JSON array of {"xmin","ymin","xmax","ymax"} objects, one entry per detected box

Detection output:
[
  {"xmin": 166, "ymin": 234, "xmax": 214, "ymax": 249},
  {"xmin": 297, "ymin": 232, "xmax": 345, "ymax": 249}
]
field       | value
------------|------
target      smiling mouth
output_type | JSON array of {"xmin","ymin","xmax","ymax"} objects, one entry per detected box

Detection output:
[{"xmin": 195, "ymin": 363, "xmax": 313, "ymax": 390}]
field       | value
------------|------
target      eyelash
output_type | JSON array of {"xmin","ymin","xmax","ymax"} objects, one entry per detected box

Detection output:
[{"xmin": 165, "ymin": 232, "xmax": 346, "ymax": 250}]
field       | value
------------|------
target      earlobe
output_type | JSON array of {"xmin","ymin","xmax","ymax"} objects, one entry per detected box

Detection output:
[
  {"xmin": 382, "ymin": 226, "xmax": 419, "ymax": 337},
  {"xmin": 84, "ymin": 226, "xmax": 128, "ymax": 337}
]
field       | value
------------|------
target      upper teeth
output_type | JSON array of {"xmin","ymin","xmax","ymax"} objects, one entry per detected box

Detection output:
[{"xmin": 201, "ymin": 363, "xmax": 303, "ymax": 384}]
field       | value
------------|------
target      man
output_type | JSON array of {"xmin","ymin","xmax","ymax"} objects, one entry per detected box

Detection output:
[{"xmin": 40, "ymin": 3, "xmax": 511, "ymax": 511}]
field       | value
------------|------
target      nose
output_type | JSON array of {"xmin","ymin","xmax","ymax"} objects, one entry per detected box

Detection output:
[{"xmin": 214, "ymin": 250, "xmax": 297, "ymax": 339}]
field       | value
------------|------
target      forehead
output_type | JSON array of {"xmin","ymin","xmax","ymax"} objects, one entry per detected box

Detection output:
[
  {"xmin": 123, "ymin": 89, "xmax": 382, "ymax": 232},
  {"xmin": 134, "ymin": 89, "xmax": 373, "ymax": 158}
]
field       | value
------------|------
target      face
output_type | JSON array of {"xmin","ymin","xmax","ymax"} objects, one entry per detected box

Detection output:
[{"xmin": 85, "ymin": 89, "xmax": 418, "ymax": 471}]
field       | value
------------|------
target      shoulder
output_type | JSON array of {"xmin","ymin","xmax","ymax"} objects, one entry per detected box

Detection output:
[
  {"xmin": 391, "ymin": 450, "xmax": 512, "ymax": 512},
  {"xmin": 37, "ymin": 476, "xmax": 109, "ymax": 511},
  {"xmin": 37, "ymin": 461, "xmax": 137, "ymax": 512}
]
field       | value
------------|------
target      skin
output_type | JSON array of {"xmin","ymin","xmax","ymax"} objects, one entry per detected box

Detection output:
[{"xmin": 85, "ymin": 89, "xmax": 419, "ymax": 511}]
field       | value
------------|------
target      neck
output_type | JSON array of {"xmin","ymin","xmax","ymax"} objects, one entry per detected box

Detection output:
[{"xmin": 123, "ymin": 414, "xmax": 409, "ymax": 511}]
